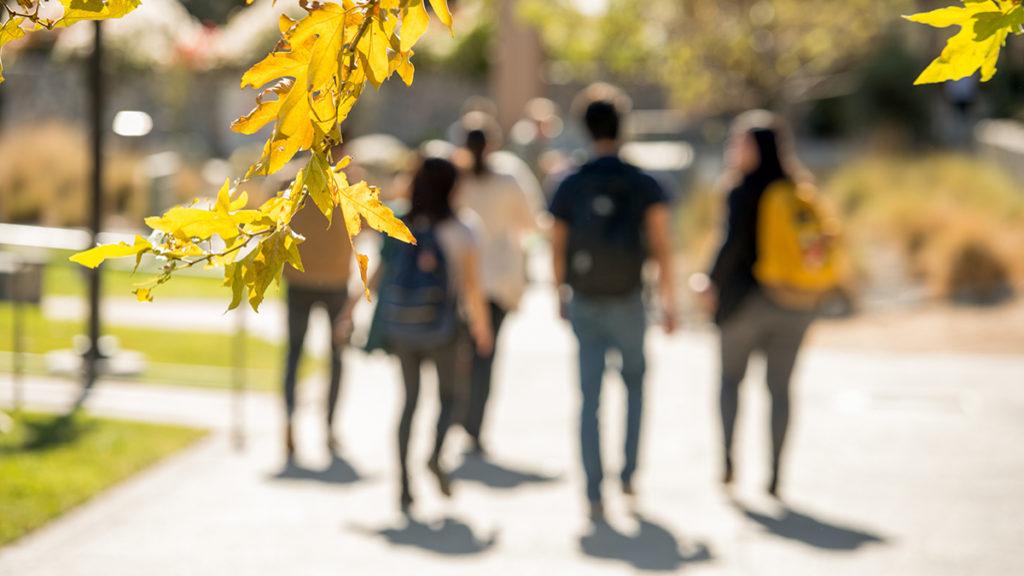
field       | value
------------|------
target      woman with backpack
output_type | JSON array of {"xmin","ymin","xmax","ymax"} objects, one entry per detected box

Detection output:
[
  {"xmin": 701, "ymin": 110, "xmax": 843, "ymax": 498},
  {"xmin": 341, "ymin": 156, "xmax": 493, "ymax": 512},
  {"xmin": 454, "ymin": 112, "xmax": 541, "ymax": 455}
]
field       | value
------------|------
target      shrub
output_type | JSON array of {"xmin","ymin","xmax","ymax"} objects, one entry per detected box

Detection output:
[
  {"xmin": 824, "ymin": 153, "xmax": 1024, "ymax": 303},
  {"xmin": 0, "ymin": 122, "xmax": 145, "ymax": 227}
]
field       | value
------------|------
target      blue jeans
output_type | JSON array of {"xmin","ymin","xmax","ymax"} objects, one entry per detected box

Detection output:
[{"xmin": 569, "ymin": 291, "xmax": 647, "ymax": 503}]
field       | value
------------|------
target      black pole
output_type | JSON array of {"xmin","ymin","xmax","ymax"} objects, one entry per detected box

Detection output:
[{"xmin": 84, "ymin": 21, "xmax": 104, "ymax": 394}]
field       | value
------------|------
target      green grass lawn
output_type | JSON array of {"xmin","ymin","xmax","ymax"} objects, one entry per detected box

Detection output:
[
  {"xmin": 0, "ymin": 411, "xmax": 206, "ymax": 547},
  {"xmin": 0, "ymin": 303, "xmax": 317, "ymax": 391}
]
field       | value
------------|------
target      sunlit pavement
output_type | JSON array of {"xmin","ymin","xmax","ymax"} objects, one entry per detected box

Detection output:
[{"xmin": 3, "ymin": 285, "xmax": 1024, "ymax": 575}]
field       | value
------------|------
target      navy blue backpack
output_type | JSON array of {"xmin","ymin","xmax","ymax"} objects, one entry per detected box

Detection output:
[{"xmin": 376, "ymin": 225, "xmax": 458, "ymax": 350}]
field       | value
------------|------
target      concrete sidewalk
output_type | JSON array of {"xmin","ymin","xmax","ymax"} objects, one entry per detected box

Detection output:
[{"xmin": 2, "ymin": 287, "xmax": 1024, "ymax": 575}]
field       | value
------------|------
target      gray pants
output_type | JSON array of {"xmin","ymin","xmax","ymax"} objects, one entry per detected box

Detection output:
[{"xmin": 719, "ymin": 291, "xmax": 813, "ymax": 482}]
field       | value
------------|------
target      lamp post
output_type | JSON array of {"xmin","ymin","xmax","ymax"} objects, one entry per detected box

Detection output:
[{"xmin": 83, "ymin": 20, "xmax": 105, "ymax": 396}]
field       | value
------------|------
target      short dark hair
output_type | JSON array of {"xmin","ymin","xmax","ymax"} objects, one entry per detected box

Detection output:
[
  {"xmin": 584, "ymin": 100, "xmax": 620, "ymax": 141},
  {"xmin": 573, "ymin": 82, "xmax": 631, "ymax": 142},
  {"xmin": 408, "ymin": 157, "xmax": 459, "ymax": 225}
]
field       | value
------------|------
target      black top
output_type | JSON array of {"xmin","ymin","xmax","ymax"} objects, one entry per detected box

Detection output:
[
  {"xmin": 549, "ymin": 155, "xmax": 668, "ymax": 296},
  {"xmin": 710, "ymin": 127, "xmax": 792, "ymax": 325},
  {"xmin": 709, "ymin": 180, "xmax": 765, "ymax": 325}
]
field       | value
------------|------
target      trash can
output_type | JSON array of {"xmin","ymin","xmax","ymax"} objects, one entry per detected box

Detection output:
[{"xmin": 0, "ymin": 252, "xmax": 44, "ymax": 304}]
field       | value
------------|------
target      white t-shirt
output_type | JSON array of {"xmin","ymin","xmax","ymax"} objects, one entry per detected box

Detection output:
[
  {"xmin": 456, "ymin": 168, "xmax": 538, "ymax": 310},
  {"xmin": 435, "ymin": 212, "xmax": 481, "ymax": 299}
]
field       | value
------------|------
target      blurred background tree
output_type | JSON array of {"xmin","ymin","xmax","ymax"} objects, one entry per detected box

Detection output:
[{"xmin": 522, "ymin": 0, "xmax": 913, "ymax": 114}]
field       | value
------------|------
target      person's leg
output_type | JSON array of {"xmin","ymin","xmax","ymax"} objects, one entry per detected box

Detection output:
[
  {"xmin": 569, "ymin": 297, "xmax": 610, "ymax": 506},
  {"xmin": 323, "ymin": 288, "xmax": 348, "ymax": 437},
  {"xmin": 283, "ymin": 286, "xmax": 314, "ymax": 454},
  {"xmin": 464, "ymin": 301, "xmax": 508, "ymax": 447},
  {"xmin": 762, "ymin": 310, "xmax": 812, "ymax": 495},
  {"xmin": 395, "ymin": 347, "xmax": 423, "ymax": 508},
  {"xmin": 718, "ymin": 298, "xmax": 760, "ymax": 483},
  {"xmin": 428, "ymin": 339, "xmax": 460, "ymax": 497},
  {"xmin": 612, "ymin": 294, "xmax": 647, "ymax": 492}
]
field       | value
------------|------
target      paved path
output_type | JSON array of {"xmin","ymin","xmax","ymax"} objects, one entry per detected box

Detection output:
[{"xmin": 3, "ymin": 287, "xmax": 1024, "ymax": 575}]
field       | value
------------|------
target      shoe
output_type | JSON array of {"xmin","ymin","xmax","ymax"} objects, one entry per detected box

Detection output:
[
  {"xmin": 622, "ymin": 480, "xmax": 635, "ymax": 497},
  {"xmin": 284, "ymin": 424, "xmax": 295, "ymax": 460},
  {"xmin": 588, "ymin": 501, "xmax": 606, "ymax": 523},
  {"xmin": 428, "ymin": 458, "xmax": 452, "ymax": 498},
  {"xmin": 400, "ymin": 489, "xmax": 414, "ymax": 513},
  {"xmin": 468, "ymin": 437, "xmax": 486, "ymax": 457}
]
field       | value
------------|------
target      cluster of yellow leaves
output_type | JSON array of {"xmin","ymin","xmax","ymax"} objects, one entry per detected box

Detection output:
[
  {"xmin": 2, "ymin": 0, "xmax": 142, "ymax": 81},
  {"xmin": 62, "ymin": 0, "xmax": 452, "ymax": 311},
  {"xmin": 905, "ymin": 0, "xmax": 1023, "ymax": 84}
]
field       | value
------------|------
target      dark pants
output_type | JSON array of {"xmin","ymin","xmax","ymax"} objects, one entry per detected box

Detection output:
[
  {"xmin": 463, "ymin": 301, "xmax": 508, "ymax": 443},
  {"xmin": 393, "ymin": 336, "xmax": 464, "ymax": 494},
  {"xmin": 719, "ymin": 291, "xmax": 813, "ymax": 483},
  {"xmin": 283, "ymin": 285, "xmax": 348, "ymax": 425},
  {"xmin": 568, "ymin": 291, "xmax": 647, "ymax": 504}
]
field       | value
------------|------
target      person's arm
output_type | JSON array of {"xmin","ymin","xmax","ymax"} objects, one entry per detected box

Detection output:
[
  {"xmin": 704, "ymin": 191, "xmax": 743, "ymax": 315},
  {"xmin": 333, "ymin": 256, "xmax": 385, "ymax": 344},
  {"xmin": 646, "ymin": 204, "xmax": 678, "ymax": 334},
  {"xmin": 551, "ymin": 219, "xmax": 571, "ymax": 319},
  {"xmin": 461, "ymin": 247, "xmax": 494, "ymax": 356},
  {"xmin": 510, "ymin": 178, "xmax": 541, "ymax": 235}
]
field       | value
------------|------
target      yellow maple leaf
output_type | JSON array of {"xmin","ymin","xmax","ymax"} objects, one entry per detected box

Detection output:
[
  {"xmin": 905, "ymin": 2, "xmax": 1015, "ymax": 84},
  {"xmin": 57, "ymin": 0, "xmax": 142, "ymax": 27},
  {"xmin": 338, "ymin": 180, "xmax": 415, "ymax": 244},
  {"xmin": 428, "ymin": 0, "xmax": 453, "ymax": 31},
  {"xmin": 70, "ymin": 235, "xmax": 151, "ymax": 269},
  {"xmin": 400, "ymin": 1, "xmax": 431, "ymax": 52}
]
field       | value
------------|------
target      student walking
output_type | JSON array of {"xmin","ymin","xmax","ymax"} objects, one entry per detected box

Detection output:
[
  {"xmin": 454, "ymin": 112, "xmax": 541, "ymax": 455},
  {"xmin": 281, "ymin": 197, "xmax": 353, "ymax": 460},
  {"xmin": 548, "ymin": 84, "xmax": 677, "ymax": 521},
  {"xmin": 343, "ymin": 157, "xmax": 493, "ymax": 512},
  {"xmin": 702, "ymin": 110, "xmax": 844, "ymax": 498}
]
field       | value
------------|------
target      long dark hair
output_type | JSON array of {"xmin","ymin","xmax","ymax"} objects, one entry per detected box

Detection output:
[
  {"xmin": 726, "ymin": 110, "xmax": 809, "ymax": 194},
  {"xmin": 407, "ymin": 156, "xmax": 459, "ymax": 226}
]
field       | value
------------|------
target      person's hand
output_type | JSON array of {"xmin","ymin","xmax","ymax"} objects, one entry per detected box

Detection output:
[
  {"xmin": 690, "ymin": 273, "xmax": 718, "ymax": 318},
  {"xmin": 662, "ymin": 308, "xmax": 679, "ymax": 335},
  {"xmin": 471, "ymin": 322, "xmax": 494, "ymax": 358},
  {"xmin": 557, "ymin": 285, "xmax": 572, "ymax": 321},
  {"xmin": 698, "ymin": 289, "xmax": 718, "ymax": 318},
  {"xmin": 333, "ymin": 298, "xmax": 358, "ymax": 346}
]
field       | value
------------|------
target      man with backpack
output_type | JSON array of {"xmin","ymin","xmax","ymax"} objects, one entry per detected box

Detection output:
[{"xmin": 549, "ymin": 84, "xmax": 678, "ymax": 520}]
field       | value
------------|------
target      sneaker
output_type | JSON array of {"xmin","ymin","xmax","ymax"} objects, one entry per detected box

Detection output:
[
  {"xmin": 467, "ymin": 437, "xmax": 487, "ymax": 457},
  {"xmin": 400, "ymin": 489, "xmax": 414, "ymax": 514},
  {"xmin": 428, "ymin": 458, "xmax": 453, "ymax": 498},
  {"xmin": 622, "ymin": 480, "xmax": 635, "ymax": 497},
  {"xmin": 284, "ymin": 424, "xmax": 295, "ymax": 460}
]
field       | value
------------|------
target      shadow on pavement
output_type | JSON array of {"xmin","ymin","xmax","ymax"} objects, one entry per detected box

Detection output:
[
  {"xmin": 580, "ymin": 515, "xmax": 714, "ymax": 572},
  {"xmin": 270, "ymin": 455, "xmax": 362, "ymax": 485},
  {"xmin": 450, "ymin": 453, "xmax": 560, "ymax": 489},
  {"xmin": 739, "ymin": 502, "xmax": 886, "ymax": 551},
  {"xmin": 357, "ymin": 516, "xmax": 498, "ymax": 556}
]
